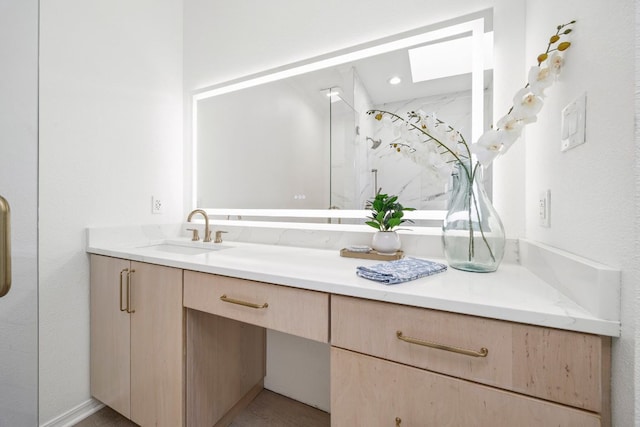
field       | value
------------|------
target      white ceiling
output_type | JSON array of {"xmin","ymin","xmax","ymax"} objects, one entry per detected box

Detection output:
[{"xmin": 290, "ymin": 32, "xmax": 493, "ymax": 108}]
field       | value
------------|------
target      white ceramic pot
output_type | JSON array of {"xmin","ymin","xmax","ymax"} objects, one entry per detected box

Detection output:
[{"xmin": 371, "ymin": 231, "xmax": 401, "ymax": 254}]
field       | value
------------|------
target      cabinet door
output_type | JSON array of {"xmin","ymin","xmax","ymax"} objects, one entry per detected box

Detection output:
[
  {"xmin": 331, "ymin": 348, "xmax": 602, "ymax": 427},
  {"xmin": 90, "ymin": 255, "xmax": 131, "ymax": 419},
  {"xmin": 130, "ymin": 261, "xmax": 184, "ymax": 427}
]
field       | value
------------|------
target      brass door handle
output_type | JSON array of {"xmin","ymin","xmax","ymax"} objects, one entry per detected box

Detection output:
[
  {"xmin": 0, "ymin": 195, "xmax": 11, "ymax": 298},
  {"xmin": 119, "ymin": 268, "xmax": 129, "ymax": 311},
  {"xmin": 126, "ymin": 269, "xmax": 135, "ymax": 313},
  {"xmin": 220, "ymin": 294, "xmax": 268, "ymax": 309},
  {"xmin": 396, "ymin": 330, "xmax": 488, "ymax": 358}
]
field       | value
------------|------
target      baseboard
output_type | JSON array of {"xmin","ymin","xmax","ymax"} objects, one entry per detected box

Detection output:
[{"xmin": 40, "ymin": 398, "xmax": 105, "ymax": 427}]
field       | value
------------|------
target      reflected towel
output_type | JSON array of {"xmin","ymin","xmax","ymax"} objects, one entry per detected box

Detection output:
[{"xmin": 356, "ymin": 257, "xmax": 447, "ymax": 285}]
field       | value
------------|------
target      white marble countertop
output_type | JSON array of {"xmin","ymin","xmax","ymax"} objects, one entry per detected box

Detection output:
[{"xmin": 86, "ymin": 229, "xmax": 620, "ymax": 337}]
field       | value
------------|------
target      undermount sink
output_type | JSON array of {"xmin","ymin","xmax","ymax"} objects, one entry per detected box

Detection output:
[{"xmin": 140, "ymin": 243, "xmax": 229, "ymax": 255}]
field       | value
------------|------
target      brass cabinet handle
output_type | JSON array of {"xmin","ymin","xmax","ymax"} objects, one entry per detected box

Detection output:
[
  {"xmin": 396, "ymin": 330, "xmax": 488, "ymax": 358},
  {"xmin": 395, "ymin": 417, "xmax": 402, "ymax": 426},
  {"xmin": 126, "ymin": 269, "xmax": 136, "ymax": 313},
  {"xmin": 0, "ymin": 195, "xmax": 10, "ymax": 298},
  {"xmin": 220, "ymin": 294, "xmax": 268, "ymax": 309},
  {"xmin": 119, "ymin": 268, "xmax": 129, "ymax": 311}
]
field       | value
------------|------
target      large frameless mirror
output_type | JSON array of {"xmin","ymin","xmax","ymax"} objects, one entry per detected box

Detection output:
[{"xmin": 192, "ymin": 10, "xmax": 493, "ymax": 223}]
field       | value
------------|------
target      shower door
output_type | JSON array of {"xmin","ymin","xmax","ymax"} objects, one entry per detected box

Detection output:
[{"xmin": 0, "ymin": 0, "xmax": 39, "ymax": 425}]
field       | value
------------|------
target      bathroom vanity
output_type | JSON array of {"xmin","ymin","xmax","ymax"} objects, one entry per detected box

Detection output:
[{"xmin": 87, "ymin": 225, "xmax": 619, "ymax": 427}]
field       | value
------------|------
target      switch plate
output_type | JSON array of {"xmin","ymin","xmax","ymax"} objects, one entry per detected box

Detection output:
[
  {"xmin": 539, "ymin": 190, "xmax": 550, "ymax": 227},
  {"xmin": 151, "ymin": 196, "xmax": 163, "ymax": 214},
  {"xmin": 561, "ymin": 92, "xmax": 587, "ymax": 152}
]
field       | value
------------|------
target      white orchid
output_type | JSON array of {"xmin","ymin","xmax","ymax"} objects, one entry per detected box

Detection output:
[
  {"xmin": 470, "ymin": 129, "xmax": 504, "ymax": 166},
  {"xmin": 527, "ymin": 65, "xmax": 554, "ymax": 96},
  {"xmin": 549, "ymin": 52, "xmax": 564, "ymax": 74},
  {"xmin": 368, "ymin": 20, "xmax": 574, "ymax": 181},
  {"xmin": 496, "ymin": 113, "xmax": 524, "ymax": 148},
  {"xmin": 381, "ymin": 114, "xmax": 399, "ymax": 136},
  {"xmin": 427, "ymin": 151, "xmax": 454, "ymax": 180},
  {"xmin": 511, "ymin": 88, "xmax": 544, "ymax": 122}
]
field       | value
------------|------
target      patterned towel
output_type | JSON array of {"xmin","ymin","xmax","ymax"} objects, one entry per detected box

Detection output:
[{"xmin": 356, "ymin": 257, "xmax": 447, "ymax": 285}]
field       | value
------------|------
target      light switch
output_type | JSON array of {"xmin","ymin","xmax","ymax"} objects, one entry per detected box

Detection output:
[{"xmin": 561, "ymin": 92, "xmax": 587, "ymax": 152}]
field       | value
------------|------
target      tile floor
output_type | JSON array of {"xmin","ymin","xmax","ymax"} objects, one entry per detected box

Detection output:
[{"xmin": 74, "ymin": 390, "xmax": 329, "ymax": 426}]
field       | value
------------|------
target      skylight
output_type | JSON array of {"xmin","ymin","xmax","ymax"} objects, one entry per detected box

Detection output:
[{"xmin": 408, "ymin": 31, "xmax": 493, "ymax": 83}]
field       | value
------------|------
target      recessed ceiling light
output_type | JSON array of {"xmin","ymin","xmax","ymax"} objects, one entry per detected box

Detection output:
[
  {"xmin": 388, "ymin": 76, "xmax": 402, "ymax": 85},
  {"xmin": 325, "ymin": 88, "xmax": 342, "ymax": 103}
]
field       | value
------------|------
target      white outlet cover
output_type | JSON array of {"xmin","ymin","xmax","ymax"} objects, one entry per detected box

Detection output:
[
  {"xmin": 560, "ymin": 92, "xmax": 586, "ymax": 152},
  {"xmin": 539, "ymin": 190, "xmax": 550, "ymax": 227}
]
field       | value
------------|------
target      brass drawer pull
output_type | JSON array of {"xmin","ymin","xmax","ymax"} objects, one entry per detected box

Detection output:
[
  {"xmin": 396, "ymin": 330, "xmax": 488, "ymax": 358},
  {"xmin": 220, "ymin": 294, "xmax": 268, "ymax": 309},
  {"xmin": 395, "ymin": 417, "xmax": 402, "ymax": 426},
  {"xmin": 0, "ymin": 195, "xmax": 10, "ymax": 298}
]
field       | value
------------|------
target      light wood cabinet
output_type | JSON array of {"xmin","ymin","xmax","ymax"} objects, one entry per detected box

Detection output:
[
  {"xmin": 331, "ymin": 347, "xmax": 602, "ymax": 427},
  {"xmin": 90, "ymin": 253, "xmax": 612, "ymax": 427},
  {"xmin": 183, "ymin": 271, "xmax": 330, "ymax": 425},
  {"xmin": 331, "ymin": 295, "xmax": 611, "ymax": 426},
  {"xmin": 90, "ymin": 255, "xmax": 131, "ymax": 418},
  {"xmin": 184, "ymin": 270, "xmax": 330, "ymax": 343},
  {"xmin": 90, "ymin": 255, "xmax": 184, "ymax": 427}
]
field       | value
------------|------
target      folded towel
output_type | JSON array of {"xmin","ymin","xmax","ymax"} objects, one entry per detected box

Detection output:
[{"xmin": 356, "ymin": 257, "xmax": 447, "ymax": 285}]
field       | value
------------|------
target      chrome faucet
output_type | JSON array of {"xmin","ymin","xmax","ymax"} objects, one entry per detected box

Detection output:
[{"xmin": 187, "ymin": 209, "xmax": 212, "ymax": 242}]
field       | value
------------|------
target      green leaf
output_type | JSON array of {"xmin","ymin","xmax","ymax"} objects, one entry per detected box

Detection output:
[
  {"xmin": 365, "ymin": 221, "xmax": 380, "ymax": 230},
  {"xmin": 387, "ymin": 218, "xmax": 401, "ymax": 228}
]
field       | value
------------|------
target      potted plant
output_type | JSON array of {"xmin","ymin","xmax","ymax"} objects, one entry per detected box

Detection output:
[{"xmin": 365, "ymin": 192, "xmax": 415, "ymax": 254}]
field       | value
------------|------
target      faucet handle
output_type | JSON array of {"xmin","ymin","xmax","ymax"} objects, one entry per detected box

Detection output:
[
  {"xmin": 214, "ymin": 230, "xmax": 228, "ymax": 244},
  {"xmin": 186, "ymin": 228, "xmax": 200, "ymax": 241}
]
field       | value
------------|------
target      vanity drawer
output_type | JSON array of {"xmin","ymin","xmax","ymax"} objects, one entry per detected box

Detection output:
[
  {"xmin": 331, "ymin": 295, "xmax": 610, "ymax": 413},
  {"xmin": 184, "ymin": 271, "xmax": 329, "ymax": 342},
  {"xmin": 331, "ymin": 347, "xmax": 602, "ymax": 427}
]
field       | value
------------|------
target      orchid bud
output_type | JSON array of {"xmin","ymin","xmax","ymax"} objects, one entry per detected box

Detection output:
[
  {"xmin": 558, "ymin": 41, "xmax": 571, "ymax": 51},
  {"xmin": 537, "ymin": 53, "xmax": 548, "ymax": 63},
  {"xmin": 550, "ymin": 35, "xmax": 560, "ymax": 43}
]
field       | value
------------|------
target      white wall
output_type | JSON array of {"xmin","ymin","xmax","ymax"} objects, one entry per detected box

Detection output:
[
  {"xmin": 0, "ymin": 0, "xmax": 39, "ymax": 425},
  {"xmin": 38, "ymin": 1, "xmax": 184, "ymax": 423},
  {"xmin": 523, "ymin": 1, "xmax": 636, "ymax": 425}
]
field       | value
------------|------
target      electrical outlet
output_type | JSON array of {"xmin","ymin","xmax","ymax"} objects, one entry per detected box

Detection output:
[
  {"xmin": 538, "ymin": 190, "xmax": 550, "ymax": 227},
  {"xmin": 152, "ymin": 196, "xmax": 163, "ymax": 214}
]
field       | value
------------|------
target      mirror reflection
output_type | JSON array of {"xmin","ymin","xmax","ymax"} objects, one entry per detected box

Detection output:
[{"xmin": 195, "ymin": 15, "xmax": 493, "ymax": 213}]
